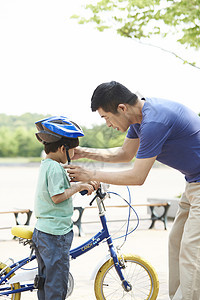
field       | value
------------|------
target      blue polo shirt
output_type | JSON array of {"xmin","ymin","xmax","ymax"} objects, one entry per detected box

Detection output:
[{"xmin": 127, "ymin": 97, "xmax": 200, "ymax": 182}]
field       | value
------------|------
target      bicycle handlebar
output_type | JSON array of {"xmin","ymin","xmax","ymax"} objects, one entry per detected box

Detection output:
[
  {"xmin": 80, "ymin": 190, "xmax": 88, "ymax": 196},
  {"xmin": 89, "ymin": 186, "xmax": 106, "ymax": 206}
]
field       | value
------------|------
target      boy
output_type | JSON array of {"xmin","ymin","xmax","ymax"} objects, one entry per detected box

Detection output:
[{"xmin": 32, "ymin": 116, "xmax": 98, "ymax": 300}]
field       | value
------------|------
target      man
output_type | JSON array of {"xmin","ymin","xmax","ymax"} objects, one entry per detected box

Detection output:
[{"xmin": 67, "ymin": 81, "xmax": 200, "ymax": 300}]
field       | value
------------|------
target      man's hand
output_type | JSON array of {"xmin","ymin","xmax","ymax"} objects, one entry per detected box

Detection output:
[
  {"xmin": 66, "ymin": 165, "xmax": 93, "ymax": 182},
  {"xmin": 71, "ymin": 147, "xmax": 85, "ymax": 160}
]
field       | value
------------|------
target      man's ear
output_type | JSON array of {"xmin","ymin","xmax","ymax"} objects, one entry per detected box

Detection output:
[{"xmin": 117, "ymin": 104, "xmax": 127, "ymax": 112}]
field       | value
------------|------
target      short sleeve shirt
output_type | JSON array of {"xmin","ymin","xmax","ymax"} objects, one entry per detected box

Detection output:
[
  {"xmin": 34, "ymin": 159, "xmax": 73, "ymax": 235},
  {"xmin": 126, "ymin": 98, "xmax": 200, "ymax": 182}
]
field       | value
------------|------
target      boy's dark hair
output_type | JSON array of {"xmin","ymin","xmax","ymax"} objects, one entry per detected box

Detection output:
[
  {"xmin": 91, "ymin": 81, "xmax": 138, "ymax": 114},
  {"xmin": 44, "ymin": 137, "xmax": 79, "ymax": 154}
]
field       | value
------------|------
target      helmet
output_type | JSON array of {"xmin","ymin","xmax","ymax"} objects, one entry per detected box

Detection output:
[{"xmin": 35, "ymin": 116, "xmax": 84, "ymax": 144}]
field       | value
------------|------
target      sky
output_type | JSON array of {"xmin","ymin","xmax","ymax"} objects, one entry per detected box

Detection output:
[{"xmin": 0, "ymin": 0, "xmax": 200, "ymax": 127}]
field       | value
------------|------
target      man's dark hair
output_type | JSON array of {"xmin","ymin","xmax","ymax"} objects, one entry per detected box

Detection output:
[
  {"xmin": 44, "ymin": 137, "xmax": 79, "ymax": 154},
  {"xmin": 91, "ymin": 81, "xmax": 138, "ymax": 114}
]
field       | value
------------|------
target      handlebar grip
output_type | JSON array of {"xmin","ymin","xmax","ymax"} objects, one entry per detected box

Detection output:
[{"xmin": 79, "ymin": 190, "xmax": 88, "ymax": 196}]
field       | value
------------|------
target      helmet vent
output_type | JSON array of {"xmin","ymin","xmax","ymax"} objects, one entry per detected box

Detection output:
[{"xmin": 51, "ymin": 120, "xmax": 70, "ymax": 125}]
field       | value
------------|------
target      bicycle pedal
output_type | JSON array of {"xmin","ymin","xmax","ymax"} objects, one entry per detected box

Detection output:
[{"xmin": 34, "ymin": 275, "xmax": 45, "ymax": 289}]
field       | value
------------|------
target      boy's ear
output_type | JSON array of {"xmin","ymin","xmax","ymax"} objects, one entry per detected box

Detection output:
[{"xmin": 60, "ymin": 145, "xmax": 66, "ymax": 153}]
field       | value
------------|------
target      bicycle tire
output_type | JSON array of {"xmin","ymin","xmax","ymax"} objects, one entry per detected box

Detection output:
[
  {"xmin": 66, "ymin": 272, "xmax": 74, "ymax": 298},
  {"xmin": 0, "ymin": 262, "xmax": 21, "ymax": 300},
  {"xmin": 94, "ymin": 254, "xmax": 159, "ymax": 300}
]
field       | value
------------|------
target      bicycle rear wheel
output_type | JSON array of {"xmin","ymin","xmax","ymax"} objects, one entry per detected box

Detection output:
[
  {"xmin": 66, "ymin": 272, "xmax": 74, "ymax": 298},
  {"xmin": 94, "ymin": 254, "xmax": 159, "ymax": 300},
  {"xmin": 0, "ymin": 262, "xmax": 21, "ymax": 300}
]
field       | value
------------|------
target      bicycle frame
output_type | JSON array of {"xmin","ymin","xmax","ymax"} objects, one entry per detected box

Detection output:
[
  {"xmin": 0, "ymin": 255, "xmax": 36, "ymax": 295},
  {"xmin": 0, "ymin": 188, "xmax": 132, "ymax": 297}
]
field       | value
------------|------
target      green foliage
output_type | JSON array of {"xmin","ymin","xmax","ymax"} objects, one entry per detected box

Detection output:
[
  {"xmin": 0, "ymin": 127, "xmax": 18, "ymax": 157},
  {"xmin": 0, "ymin": 113, "xmax": 51, "ymax": 130},
  {"xmin": 0, "ymin": 113, "xmax": 50, "ymax": 157},
  {"xmin": 74, "ymin": 0, "xmax": 200, "ymax": 48},
  {"xmin": 72, "ymin": 0, "xmax": 200, "ymax": 67},
  {"xmin": 80, "ymin": 124, "xmax": 126, "ymax": 149}
]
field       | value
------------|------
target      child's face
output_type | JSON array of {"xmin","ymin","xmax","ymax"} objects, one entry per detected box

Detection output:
[
  {"xmin": 59, "ymin": 146, "xmax": 75, "ymax": 164},
  {"xmin": 60, "ymin": 147, "xmax": 75, "ymax": 164}
]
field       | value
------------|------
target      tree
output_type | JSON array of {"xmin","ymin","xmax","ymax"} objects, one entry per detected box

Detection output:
[
  {"xmin": 0, "ymin": 127, "xmax": 18, "ymax": 157},
  {"xmin": 80, "ymin": 124, "xmax": 126, "ymax": 148},
  {"xmin": 0, "ymin": 113, "xmax": 51, "ymax": 130},
  {"xmin": 0, "ymin": 113, "xmax": 48, "ymax": 157},
  {"xmin": 72, "ymin": 0, "xmax": 200, "ymax": 69},
  {"xmin": 13, "ymin": 127, "xmax": 43, "ymax": 157}
]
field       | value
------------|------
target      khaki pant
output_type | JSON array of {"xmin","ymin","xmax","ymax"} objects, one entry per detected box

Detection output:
[{"xmin": 169, "ymin": 182, "xmax": 200, "ymax": 300}]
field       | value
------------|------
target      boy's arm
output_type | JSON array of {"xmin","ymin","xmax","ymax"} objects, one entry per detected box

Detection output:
[{"xmin": 51, "ymin": 182, "xmax": 98, "ymax": 204}]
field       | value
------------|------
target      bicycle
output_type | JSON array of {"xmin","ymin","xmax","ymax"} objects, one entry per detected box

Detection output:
[{"xmin": 0, "ymin": 185, "xmax": 159, "ymax": 299}]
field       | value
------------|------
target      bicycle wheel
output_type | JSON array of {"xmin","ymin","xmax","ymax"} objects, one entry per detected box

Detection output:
[
  {"xmin": 0, "ymin": 262, "xmax": 21, "ymax": 300},
  {"xmin": 94, "ymin": 254, "xmax": 159, "ymax": 300},
  {"xmin": 66, "ymin": 272, "xmax": 74, "ymax": 298}
]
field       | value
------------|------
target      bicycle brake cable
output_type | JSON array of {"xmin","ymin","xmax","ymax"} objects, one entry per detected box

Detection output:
[{"xmin": 106, "ymin": 186, "xmax": 140, "ymax": 248}]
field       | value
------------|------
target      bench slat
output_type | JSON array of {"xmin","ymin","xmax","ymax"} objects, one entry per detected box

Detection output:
[
  {"xmin": 0, "ymin": 209, "xmax": 32, "ymax": 233},
  {"xmin": 0, "ymin": 209, "xmax": 31, "ymax": 214}
]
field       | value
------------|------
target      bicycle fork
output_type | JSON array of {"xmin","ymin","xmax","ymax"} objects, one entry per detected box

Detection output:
[
  {"xmin": 97, "ymin": 197, "xmax": 132, "ymax": 293},
  {"xmin": 107, "ymin": 235, "xmax": 132, "ymax": 292}
]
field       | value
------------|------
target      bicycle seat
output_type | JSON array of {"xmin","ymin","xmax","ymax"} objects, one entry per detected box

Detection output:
[{"xmin": 11, "ymin": 225, "xmax": 34, "ymax": 239}]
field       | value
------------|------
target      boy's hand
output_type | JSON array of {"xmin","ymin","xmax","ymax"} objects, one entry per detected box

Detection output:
[
  {"xmin": 79, "ymin": 182, "xmax": 97, "ymax": 196},
  {"xmin": 89, "ymin": 181, "xmax": 100, "ymax": 191}
]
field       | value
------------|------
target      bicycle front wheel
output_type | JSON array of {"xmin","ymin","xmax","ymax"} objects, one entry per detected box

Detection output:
[
  {"xmin": 94, "ymin": 254, "xmax": 159, "ymax": 300},
  {"xmin": 0, "ymin": 262, "xmax": 21, "ymax": 300}
]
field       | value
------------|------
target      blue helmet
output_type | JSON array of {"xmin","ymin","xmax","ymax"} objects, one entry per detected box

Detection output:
[{"xmin": 35, "ymin": 116, "xmax": 84, "ymax": 144}]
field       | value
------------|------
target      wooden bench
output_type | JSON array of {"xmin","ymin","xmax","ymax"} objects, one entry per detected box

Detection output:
[
  {"xmin": 0, "ymin": 209, "xmax": 32, "ymax": 230},
  {"xmin": 73, "ymin": 202, "xmax": 170, "ymax": 236}
]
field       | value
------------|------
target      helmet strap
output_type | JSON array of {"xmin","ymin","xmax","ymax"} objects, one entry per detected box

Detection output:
[{"xmin": 65, "ymin": 146, "xmax": 71, "ymax": 165}]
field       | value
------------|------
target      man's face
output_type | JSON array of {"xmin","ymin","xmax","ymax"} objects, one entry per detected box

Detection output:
[{"xmin": 97, "ymin": 106, "xmax": 130, "ymax": 132}]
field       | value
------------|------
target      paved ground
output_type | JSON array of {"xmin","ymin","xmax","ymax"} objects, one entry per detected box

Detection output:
[{"xmin": 0, "ymin": 163, "xmax": 183, "ymax": 299}]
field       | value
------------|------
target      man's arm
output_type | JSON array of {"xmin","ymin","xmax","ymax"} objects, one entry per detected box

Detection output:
[
  {"xmin": 66, "ymin": 156, "xmax": 157, "ymax": 186},
  {"xmin": 73, "ymin": 137, "xmax": 140, "ymax": 163}
]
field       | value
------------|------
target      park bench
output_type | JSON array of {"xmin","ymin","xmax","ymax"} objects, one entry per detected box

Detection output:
[
  {"xmin": 0, "ymin": 209, "xmax": 32, "ymax": 230},
  {"xmin": 73, "ymin": 202, "xmax": 170, "ymax": 236}
]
